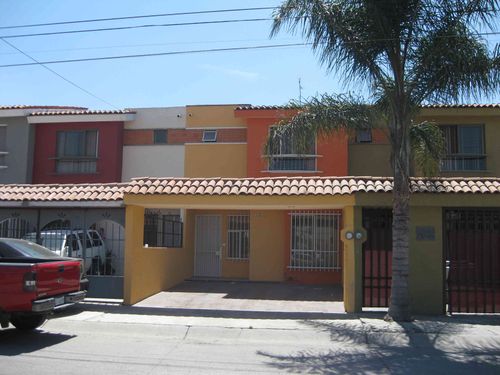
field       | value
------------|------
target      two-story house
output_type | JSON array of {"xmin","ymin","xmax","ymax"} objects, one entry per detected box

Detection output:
[{"xmin": 121, "ymin": 103, "xmax": 500, "ymax": 316}]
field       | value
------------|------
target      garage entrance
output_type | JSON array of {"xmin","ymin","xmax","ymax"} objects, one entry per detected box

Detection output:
[{"xmin": 445, "ymin": 208, "xmax": 500, "ymax": 313}]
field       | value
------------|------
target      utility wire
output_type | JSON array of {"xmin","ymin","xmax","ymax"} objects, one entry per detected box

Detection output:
[
  {"xmin": 0, "ymin": 18, "xmax": 271, "ymax": 39},
  {"xmin": 0, "ymin": 7, "xmax": 277, "ymax": 30},
  {"xmin": 0, "ymin": 38, "xmax": 119, "ymax": 109},
  {"xmin": 0, "ymin": 30, "xmax": 498, "ymax": 69},
  {"xmin": 0, "ymin": 43, "xmax": 311, "ymax": 68}
]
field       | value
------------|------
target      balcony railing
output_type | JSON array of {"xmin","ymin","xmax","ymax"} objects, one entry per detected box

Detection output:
[
  {"xmin": 268, "ymin": 155, "xmax": 316, "ymax": 171},
  {"xmin": 440, "ymin": 154, "xmax": 486, "ymax": 172},
  {"xmin": 56, "ymin": 158, "xmax": 97, "ymax": 174}
]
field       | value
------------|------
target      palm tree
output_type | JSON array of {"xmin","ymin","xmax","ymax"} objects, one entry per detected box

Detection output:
[{"xmin": 270, "ymin": 0, "xmax": 499, "ymax": 321}]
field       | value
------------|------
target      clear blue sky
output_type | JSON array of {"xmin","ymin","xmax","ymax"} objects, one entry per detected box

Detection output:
[{"xmin": 0, "ymin": 0, "xmax": 498, "ymax": 110}]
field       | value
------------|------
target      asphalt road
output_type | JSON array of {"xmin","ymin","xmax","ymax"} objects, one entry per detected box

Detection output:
[{"xmin": 1, "ymin": 306, "xmax": 499, "ymax": 374}]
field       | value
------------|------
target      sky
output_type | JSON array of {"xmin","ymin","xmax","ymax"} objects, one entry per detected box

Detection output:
[{"xmin": 0, "ymin": 0, "xmax": 498, "ymax": 110}]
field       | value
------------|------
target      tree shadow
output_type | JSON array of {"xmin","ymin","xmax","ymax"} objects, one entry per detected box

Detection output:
[
  {"xmin": 258, "ymin": 317, "xmax": 500, "ymax": 374},
  {"xmin": 0, "ymin": 327, "xmax": 75, "ymax": 356}
]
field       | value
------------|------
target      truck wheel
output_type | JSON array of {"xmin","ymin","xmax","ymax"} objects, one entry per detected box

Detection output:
[{"xmin": 10, "ymin": 314, "xmax": 47, "ymax": 330}]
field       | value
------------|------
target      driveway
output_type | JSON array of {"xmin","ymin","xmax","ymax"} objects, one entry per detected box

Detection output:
[{"xmin": 134, "ymin": 280, "xmax": 346, "ymax": 317}]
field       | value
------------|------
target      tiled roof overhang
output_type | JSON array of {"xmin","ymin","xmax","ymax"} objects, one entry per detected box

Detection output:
[
  {"xmin": 236, "ymin": 104, "xmax": 500, "ymax": 110},
  {"xmin": 126, "ymin": 177, "xmax": 500, "ymax": 196},
  {"xmin": 0, "ymin": 177, "xmax": 498, "ymax": 206}
]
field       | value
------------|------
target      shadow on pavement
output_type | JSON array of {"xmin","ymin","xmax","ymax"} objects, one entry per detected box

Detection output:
[
  {"xmin": 175, "ymin": 280, "xmax": 343, "ymax": 302},
  {"xmin": 0, "ymin": 327, "xmax": 75, "ymax": 356},
  {"xmin": 258, "ymin": 318, "xmax": 500, "ymax": 374},
  {"xmin": 63, "ymin": 301, "xmax": 369, "ymax": 320}
]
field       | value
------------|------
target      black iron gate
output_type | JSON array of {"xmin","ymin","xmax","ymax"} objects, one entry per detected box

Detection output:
[
  {"xmin": 362, "ymin": 208, "xmax": 393, "ymax": 307},
  {"xmin": 444, "ymin": 208, "xmax": 500, "ymax": 313},
  {"xmin": 0, "ymin": 208, "xmax": 125, "ymax": 299}
]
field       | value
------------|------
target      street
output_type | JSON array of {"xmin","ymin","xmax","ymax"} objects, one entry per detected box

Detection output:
[{"xmin": 1, "ymin": 303, "xmax": 499, "ymax": 374}]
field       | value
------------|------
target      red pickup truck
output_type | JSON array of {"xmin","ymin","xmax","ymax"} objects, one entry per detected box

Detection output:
[{"xmin": 0, "ymin": 238, "xmax": 86, "ymax": 330}]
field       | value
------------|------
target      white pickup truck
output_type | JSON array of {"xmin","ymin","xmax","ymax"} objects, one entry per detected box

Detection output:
[{"xmin": 23, "ymin": 229, "xmax": 107, "ymax": 274}]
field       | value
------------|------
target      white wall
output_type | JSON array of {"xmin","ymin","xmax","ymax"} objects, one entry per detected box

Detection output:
[
  {"xmin": 122, "ymin": 146, "xmax": 184, "ymax": 181},
  {"xmin": 125, "ymin": 107, "xmax": 186, "ymax": 129}
]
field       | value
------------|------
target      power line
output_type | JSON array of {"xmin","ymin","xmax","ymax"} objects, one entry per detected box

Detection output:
[
  {"xmin": 0, "ymin": 38, "xmax": 119, "ymax": 109},
  {"xmin": 0, "ymin": 30, "xmax": 498, "ymax": 69},
  {"xmin": 0, "ymin": 43, "xmax": 311, "ymax": 68},
  {"xmin": 0, "ymin": 7, "xmax": 277, "ymax": 30},
  {"xmin": 0, "ymin": 18, "xmax": 271, "ymax": 40},
  {"xmin": 0, "ymin": 38, "xmax": 296, "ymax": 56}
]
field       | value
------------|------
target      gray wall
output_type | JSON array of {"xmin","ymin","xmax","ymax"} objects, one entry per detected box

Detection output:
[{"xmin": 0, "ymin": 116, "xmax": 34, "ymax": 184}]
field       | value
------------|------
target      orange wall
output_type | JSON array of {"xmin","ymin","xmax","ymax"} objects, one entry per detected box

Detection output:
[{"xmin": 243, "ymin": 116, "xmax": 349, "ymax": 177}]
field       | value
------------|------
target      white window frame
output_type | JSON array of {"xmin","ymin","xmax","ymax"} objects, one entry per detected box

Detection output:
[
  {"xmin": 267, "ymin": 126, "xmax": 317, "ymax": 171},
  {"xmin": 55, "ymin": 129, "xmax": 99, "ymax": 174},
  {"xmin": 289, "ymin": 211, "xmax": 341, "ymax": 271},
  {"xmin": 0, "ymin": 124, "xmax": 7, "ymax": 168},
  {"xmin": 202, "ymin": 130, "xmax": 217, "ymax": 142},
  {"xmin": 227, "ymin": 215, "xmax": 249, "ymax": 260}
]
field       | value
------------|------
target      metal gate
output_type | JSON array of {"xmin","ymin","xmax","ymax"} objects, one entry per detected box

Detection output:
[
  {"xmin": 194, "ymin": 215, "xmax": 221, "ymax": 278},
  {"xmin": 445, "ymin": 208, "xmax": 500, "ymax": 313},
  {"xmin": 362, "ymin": 208, "xmax": 393, "ymax": 307},
  {"xmin": 0, "ymin": 208, "xmax": 125, "ymax": 299}
]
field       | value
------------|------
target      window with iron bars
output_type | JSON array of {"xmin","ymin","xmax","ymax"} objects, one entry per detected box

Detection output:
[
  {"xmin": 268, "ymin": 127, "xmax": 316, "ymax": 171},
  {"xmin": 290, "ymin": 211, "xmax": 341, "ymax": 271},
  {"xmin": 227, "ymin": 215, "xmax": 249, "ymax": 260},
  {"xmin": 144, "ymin": 210, "xmax": 183, "ymax": 248}
]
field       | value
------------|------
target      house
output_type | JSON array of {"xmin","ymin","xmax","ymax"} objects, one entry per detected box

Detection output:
[
  {"xmin": 121, "ymin": 104, "xmax": 500, "ymax": 315},
  {"xmin": 0, "ymin": 105, "xmax": 87, "ymax": 184},
  {"xmin": 0, "ymin": 103, "xmax": 498, "ymax": 314}
]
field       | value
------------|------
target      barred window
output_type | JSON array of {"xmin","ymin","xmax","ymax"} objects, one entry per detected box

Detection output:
[
  {"xmin": 144, "ymin": 209, "xmax": 183, "ymax": 248},
  {"xmin": 268, "ymin": 127, "xmax": 316, "ymax": 171},
  {"xmin": 290, "ymin": 211, "xmax": 341, "ymax": 271},
  {"xmin": 227, "ymin": 215, "xmax": 249, "ymax": 259}
]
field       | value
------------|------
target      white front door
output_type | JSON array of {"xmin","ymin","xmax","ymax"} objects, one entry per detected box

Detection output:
[{"xmin": 194, "ymin": 215, "xmax": 221, "ymax": 277}]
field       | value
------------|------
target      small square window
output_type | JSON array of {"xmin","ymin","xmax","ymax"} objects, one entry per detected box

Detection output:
[
  {"xmin": 202, "ymin": 130, "xmax": 217, "ymax": 142},
  {"xmin": 356, "ymin": 129, "xmax": 372, "ymax": 143},
  {"xmin": 153, "ymin": 129, "xmax": 168, "ymax": 144}
]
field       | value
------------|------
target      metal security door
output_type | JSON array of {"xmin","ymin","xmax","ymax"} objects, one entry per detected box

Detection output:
[
  {"xmin": 194, "ymin": 215, "xmax": 221, "ymax": 278},
  {"xmin": 362, "ymin": 208, "xmax": 393, "ymax": 307},
  {"xmin": 445, "ymin": 208, "xmax": 500, "ymax": 313}
]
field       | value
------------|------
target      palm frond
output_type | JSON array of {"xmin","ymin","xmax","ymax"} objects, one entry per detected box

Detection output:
[
  {"xmin": 410, "ymin": 121, "xmax": 446, "ymax": 176},
  {"xmin": 264, "ymin": 93, "xmax": 378, "ymax": 158}
]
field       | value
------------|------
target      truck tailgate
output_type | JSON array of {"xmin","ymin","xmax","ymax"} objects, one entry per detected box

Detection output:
[{"xmin": 35, "ymin": 260, "xmax": 81, "ymax": 298}]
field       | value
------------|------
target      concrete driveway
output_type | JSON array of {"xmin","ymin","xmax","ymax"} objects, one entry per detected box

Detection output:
[{"xmin": 134, "ymin": 280, "xmax": 345, "ymax": 317}]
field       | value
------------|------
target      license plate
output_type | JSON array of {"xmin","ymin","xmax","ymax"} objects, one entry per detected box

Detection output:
[{"xmin": 55, "ymin": 296, "xmax": 65, "ymax": 306}]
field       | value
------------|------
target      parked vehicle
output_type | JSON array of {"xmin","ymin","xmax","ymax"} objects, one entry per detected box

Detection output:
[
  {"xmin": 0, "ymin": 238, "xmax": 86, "ymax": 330},
  {"xmin": 23, "ymin": 230, "xmax": 107, "ymax": 274}
]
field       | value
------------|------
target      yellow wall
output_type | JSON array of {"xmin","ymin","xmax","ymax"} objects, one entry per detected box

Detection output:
[
  {"xmin": 123, "ymin": 206, "xmax": 194, "ymax": 305},
  {"xmin": 349, "ymin": 144, "xmax": 392, "ymax": 176},
  {"xmin": 186, "ymin": 105, "xmax": 246, "ymax": 128},
  {"xmin": 185, "ymin": 144, "xmax": 247, "ymax": 178},
  {"xmin": 341, "ymin": 206, "xmax": 364, "ymax": 313},
  {"xmin": 348, "ymin": 108, "xmax": 500, "ymax": 177},
  {"xmin": 409, "ymin": 206, "xmax": 444, "ymax": 315},
  {"xmin": 249, "ymin": 210, "xmax": 286, "ymax": 282}
]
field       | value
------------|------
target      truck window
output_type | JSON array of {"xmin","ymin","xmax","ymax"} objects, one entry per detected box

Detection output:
[{"xmin": 89, "ymin": 231, "xmax": 103, "ymax": 246}]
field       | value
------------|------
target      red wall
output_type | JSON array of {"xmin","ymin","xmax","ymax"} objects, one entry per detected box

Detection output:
[
  {"xmin": 236, "ymin": 110, "xmax": 349, "ymax": 177},
  {"xmin": 32, "ymin": 121, "xmax": 123, "ymax": 184}
]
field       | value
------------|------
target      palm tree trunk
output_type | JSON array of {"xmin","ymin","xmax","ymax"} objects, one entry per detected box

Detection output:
[{"xmin": 386, "ymin": 113, "xmax": 412, "ymax": 322}]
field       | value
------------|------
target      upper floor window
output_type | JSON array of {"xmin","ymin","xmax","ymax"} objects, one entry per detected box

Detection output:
[
  {"xmin": 440, "ymin": 125, "xmax": 486, "ymax": 171},
  {"xmin": 355, "ymin": 129, "xmax": 372, "ymax": 143},
  {"xmin": 202, "ymin": 130, "xmax": 217, "ymax": 142},
  {"xmin": 268, "ymin": 127, "xmax": 316, "ymax": 171},
  {"xmin": 153, "ymin": 129, "xmax": 168, "ymax": 144},
  {"xmin": 0, "ymin": 125, "xmax": 7, "ymax": 168},
  {"xmin": 56, "ymin": 130, "xmax": 98, "ymax": 174}
]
